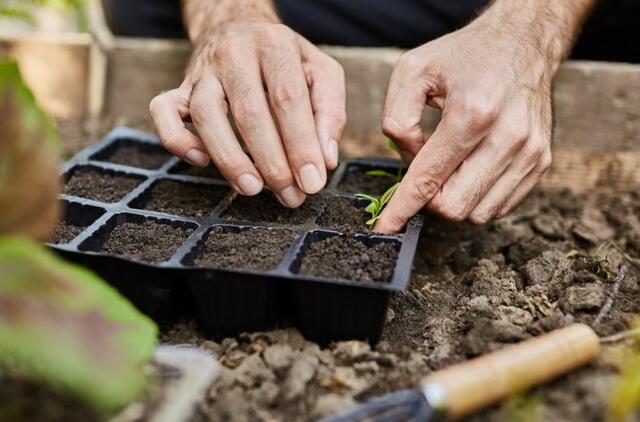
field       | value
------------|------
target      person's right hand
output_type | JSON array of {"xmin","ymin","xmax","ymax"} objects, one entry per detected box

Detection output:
[{"xmin": 150, "ymin": 20, "xmax": 346, "ymax": 208}]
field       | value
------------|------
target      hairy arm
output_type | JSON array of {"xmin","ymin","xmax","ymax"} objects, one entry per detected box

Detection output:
[
  {"xmin": 149, "ymin": 0, "xmax": 345, "ymax": 207},
  {"xmin": 375, "ymin": 0, "xmax": 596, "ymax": 232}
]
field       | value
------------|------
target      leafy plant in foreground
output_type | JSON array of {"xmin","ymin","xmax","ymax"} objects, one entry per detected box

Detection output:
[
  {"xmin": 0, "ymin": 60, "xmax": 157, "ymax": 413},
  {"xmin": 609, "ymin": 320, "xmax": 640, "ymax": 420}
]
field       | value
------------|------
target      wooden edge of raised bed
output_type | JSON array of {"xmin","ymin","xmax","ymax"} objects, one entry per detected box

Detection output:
[{"xmin": 1, "ymin": 33, "xmax": 638, "ymax": 192}]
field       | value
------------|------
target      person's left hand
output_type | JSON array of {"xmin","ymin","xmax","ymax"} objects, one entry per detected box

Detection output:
[{"xmin": 374, "ymin": 19, "xmax": 554, "ymax": 233}]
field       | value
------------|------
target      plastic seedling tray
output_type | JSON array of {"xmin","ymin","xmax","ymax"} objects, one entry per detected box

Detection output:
[{"xmin": 49, "ymin": 127, "xmax": 423, "ymax": 345}]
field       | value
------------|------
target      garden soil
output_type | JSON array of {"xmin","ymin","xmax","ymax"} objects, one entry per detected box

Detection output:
[
  {"xmin": 63, "ymin": 169, "xmax": 141, "ymax": 203},
  {"xmin": 140, "ymin": 180, "xmax": 229, "ymax": 218},
  {"xmin": 161, "ymin": 188, "xmax": 640, "ymax": 422},
  {"xmin": 100, "ymin": 144, "xmax": 171, "ymax": 170}
]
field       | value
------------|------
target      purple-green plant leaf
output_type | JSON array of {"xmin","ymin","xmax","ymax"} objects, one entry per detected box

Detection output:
[
  {"xmin": 0, "ymin": 237, "xmax": 158, "ymax": 412},
  {"xmin": 0, "ymin": 60, "xmax": 60, "ymax": 241}
]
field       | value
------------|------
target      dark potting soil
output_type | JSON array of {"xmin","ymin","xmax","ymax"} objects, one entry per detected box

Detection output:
[
  {"xmin": 157, "ymin": 188, "xmax": 640, "ymax": 422},
  {"xmin": 63, "ymin": 169, "xmax": 141, "ymax": 203},
  {"xmin": 299, "ymin": 235, "xmax": 398, "ymax": 283},
  {"xmin": 338, "ymin": 170, "xmax": 397, "ymax": 196},
  {"xmin": 101, "ymin": 220, "xmax": 193, "ymax": 263},
  {"xmin": 140, "ymin": 180, "xmax": 229, "ymax": 218},
  {"xmin": 317, "ymin": 197, "xmax": 369, "ymax": 232},
  {"xmin": 99, "ymin": 144, "xmax": 171, "ymax": 170},
  {"xmin": 51, "ymin": 221, "xmax": 85, "ymax": 244},
  {"xmin": 170, "ymin": 161, "xmax": 223, "ymax": 179},
  {"xmin": 221, "ymin": 191, "xmax": 322, "ymax": 225},
  {"xmin": 0, "ymin": 374, "xmax": 99, "ymax": 422},
  {"xmin": 193, "ymin": 227, "xmax": 297, "ymax": 271}
]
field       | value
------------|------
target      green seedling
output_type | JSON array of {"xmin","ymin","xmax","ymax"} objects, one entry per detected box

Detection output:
[
  {"xmin": 355, "ymin": 182, "xmax": 400, "ymax": 229},
  {"xmin": 365, "ymin": 138, "xmax": 404, "ymax": 182}
]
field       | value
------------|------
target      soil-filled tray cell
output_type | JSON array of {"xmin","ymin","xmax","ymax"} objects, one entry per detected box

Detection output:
[
  {"xmin": 316, "ymin": 196, "xmax": 370, "ymax": 232},
  {"xmin": 63, "ymin": 166, "xmax": 145, "ymax": 203},
  {"xmin": 337, "ymin": 162, "xmax": 404, "ymax": 196},
  {"xmin": 292, "ymin": 231, "xmax": 400, "ymax": 283},
  {"xmin": 186, "ymin": 225, "xmax": 297, "ymax": 272},
  {"xmin": 50, "ymin": 201, "xmax": 106, "ymax": 244},
  {"xmin": 129, "ymin": 179, "xmax": 230, "ymax": 218},
  {"xmin": 169, "ymin": 160, "xmax": 224, "ymax": 179},
  {"xmin": 90, "ymin": 138, "xmax": 171, "ymax": 170},
  {"xmin": 79, "ymin": 213, "xmax": 197, "ymax": 264},
  {"xmin": 221, "ymin": 191, "xmax": 323, "ymax": 225}
]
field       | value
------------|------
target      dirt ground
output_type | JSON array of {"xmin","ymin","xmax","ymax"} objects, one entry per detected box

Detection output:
[
  {"xmin": 8, "ymin": 120, "xmax": 637, "ymax": 421},
  {"xmin": 157, "ymin": 188, "xmax": 640, "ymax": 422}
]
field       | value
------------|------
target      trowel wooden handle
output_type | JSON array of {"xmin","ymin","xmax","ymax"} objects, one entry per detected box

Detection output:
[{"xmin": 422, "ymin": 324, "xmax": 600, "ymax": 420}]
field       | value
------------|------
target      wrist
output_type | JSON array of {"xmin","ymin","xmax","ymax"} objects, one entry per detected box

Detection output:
[
  {"xmin": 183, "ymin": 0, "xmax": 280, "ymax": 45},
  {"xmin": 473, "ymin": 0, "xmax": 593, "ymax": 76}
]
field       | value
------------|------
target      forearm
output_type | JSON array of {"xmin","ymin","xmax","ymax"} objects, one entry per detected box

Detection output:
[
  {"xmin": 181, "ymin": 0, "xmax": 279, "ymax": 44},
  {"xmin": 474, "ymin": 0, "xmax": 596, "ymax": 73}
]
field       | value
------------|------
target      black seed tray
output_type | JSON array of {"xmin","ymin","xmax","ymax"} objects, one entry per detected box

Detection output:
[{"xmin": 49, "ymin": 127, "xmax": 423, "ymax": 345}]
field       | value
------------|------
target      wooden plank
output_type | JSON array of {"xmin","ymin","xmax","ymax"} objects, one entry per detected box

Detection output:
[{"xmin": 0, "ymin": 32, "xmax": 92, "ymax": 119}]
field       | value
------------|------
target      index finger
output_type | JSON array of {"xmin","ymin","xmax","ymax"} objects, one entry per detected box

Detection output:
[{"xmin": 374, "ymin": 99, "xmax": 495, "ymax": 233}]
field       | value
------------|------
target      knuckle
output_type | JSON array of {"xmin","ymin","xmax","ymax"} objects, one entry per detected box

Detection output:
[
  {"xmin": 233, "ymin": 98, "xmax": 263, "ymax": 123},
  {"xmin": 458, "ymin": 97, "xmax": 498, "ymax": 129},
  {"xmin": 259, "ymin": 23, "xmax": 293, "ymax": 42},
  {"xmin": 540, "ymin": 152, "xmax": 553, "ymax": 172},
  {"xmin": 261, "ymin": 165, "xmax": 291, "ymax": 188},
  {"xmin": 468, "ymin": 210, "xmax": 492, "ymax": 225},
  {"xmin": 271, "ymin": 83, "xmax": 306, "ymax": 108},
  {"xmin": 382, "ymin": 116, "xmax": 411, "ymax": 141},
  {"xmin": 396, "ymin": 51, "xmax": 423, "ymax": 71},
  {"xmin": 524, "ymin": 143, "xmax": 545, "ymax": 163},
  {"xmin": 148, "ymin": 95, "xmax": 164, "ymax": 117},
  {"xmin": 439, "ymin": 204, "xmax": 468, "ymax": 222},
  {"xmin": 409, "ymin": 175, "xmax": 440, "ymax": 204}
]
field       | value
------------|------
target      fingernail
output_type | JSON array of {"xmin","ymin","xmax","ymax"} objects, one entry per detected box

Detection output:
[
  {"xmin": 299, "ymin": 163, "xmax": 324, "ymax": 193},
  {"xmin": 328, "ymin": 139, "xmax": 339, "ymax": 167},
  {"xmin": 185, "ymin": 149, "xmax": 209, "ymax": 167},
  {"xmin": 277, "ymin": 186, "xmax": 305, "ymax": 208},
  {"xmin": 236, "ymin": 173, "xmax": 263, "ymax": 196}
]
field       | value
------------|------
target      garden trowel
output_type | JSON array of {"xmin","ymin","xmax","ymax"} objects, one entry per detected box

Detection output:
[{"xmin": 321, "ymin": 323, "xmax": 600, "ymax": 421}]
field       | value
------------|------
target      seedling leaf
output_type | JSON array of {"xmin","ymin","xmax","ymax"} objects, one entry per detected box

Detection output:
[
  {"xmin": 366, "ymin": 170, "xmax": 397, "ymax": 179},
  {"xmin": 387, "ymin": 138, "xmax": 400, "ymax": 152},
  {"xmin": 380, "ymin": 183, "xmax": 400, "ymax": 207}
]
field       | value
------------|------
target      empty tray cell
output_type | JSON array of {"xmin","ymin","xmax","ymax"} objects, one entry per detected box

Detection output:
[
  {"xmin": 185, "ymin": 225, "xmax": 297, "ymax": 271},
  {"xmin": 129, "ymin": 179, "xmax": 229, "ymax": 218},
  {"xmin": 292, "ymin": 231, "xmax": 400, "ymax": 283},
  {"xmin": 79, "ymin": 213, "xmax": 196, "ymax": 263},
  {"xmin": 317, "ymin": 196, "xmax": 370, "ymax": 232},
  {"xmin": 63, "ymin": 165, "xmax": 145, "ymax": 203},
  {"xmin": 169, "ymin": 160, "xmax": 223, "ymax": 179},
  {"xmin": 50, "ymin": 201, "xmax": 106, "ymax": 244},
  {"xmin": 90, "ymin": 138, "xmax": 171, "ymax": 170},
  {"xmin": 221, "ymin": 191, "xmax": 322, "ymax": 225},
  {"xmin": 337, "ymin": 162, "xmax": 404, "ymax": 196}
]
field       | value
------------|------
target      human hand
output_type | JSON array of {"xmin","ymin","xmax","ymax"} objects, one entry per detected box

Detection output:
[
  {"xmin": 373, "ymin": 10, "xmax": 568, "ymax": 232},
  {"xmin": 150, "ymin": 20, "xmax": 345, "ymax": 207}
]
